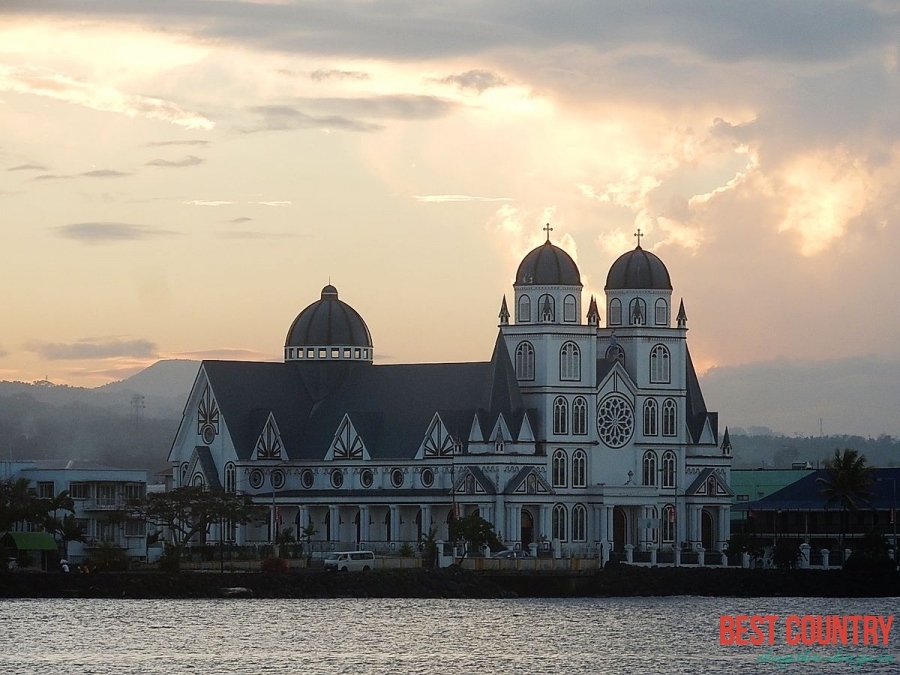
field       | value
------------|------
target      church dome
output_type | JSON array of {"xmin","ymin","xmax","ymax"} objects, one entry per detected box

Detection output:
[
  {"xmin": 515, "ymin": 241, "xmax": 582, "ymax": 286},
  {"xmin": 285, "ymin": 285, "xmax": 373, "ymax": 360},
  {"xmin": 605, "ymin": 246, "xmax": 672, "ymax": 290}
]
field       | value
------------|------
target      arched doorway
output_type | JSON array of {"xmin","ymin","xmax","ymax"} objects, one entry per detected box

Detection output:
[
  {"xmin": 613, "ymin": 507, "xmax": 627, "ymax": 552},
  {"xmin": 415, "ymin": 509, "xmax": 422, "ymax": 542},
  {"xmin": 521, "ymin": 509, "xmax": 534, "ymax": 549},
  {"xmin": 384, "ymin": 511, "xmax": 392, "ymax": 542},
  {"xmin": 701, "ymin": 509, "xmax": 713, "ymax": 550},
  {"xmin": 354, "ymin": 511, "xmax": 361, "ymax": 545}
]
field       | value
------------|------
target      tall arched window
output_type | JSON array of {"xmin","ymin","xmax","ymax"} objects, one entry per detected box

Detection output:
[
  {"xmin": 564, "ymin": 294, "xmax": 577, "ymax": 322},
  {"xmin": 655, "ymin": 298, "xmax": 668, "ymax": 325},
  {"xmin": 645, "ymin": 505, "xmax": 659, "ymax": 544},
  {"xmin": 518, "ymin": 295, "xmax": 531, "ymax": 323},
  {"xmin": 559, "ymin": 341, "xmax": 581, "ymax": 381},
  {"xmin": 552, "ymin": 449, "xmax": 567, "ymax": 487},
  {"xmin": 515, "ymin": 341, "xmax": 535, "ymax": 381},
  {"xmin": 539, "ymin": 294, "xmax": 555, "ymax": 322},
  {"xmin": 572, "ymin": 449, "xmax": 587, "ymax": 487},
  {"xmin": 663, "ymin": 399, "xmax": 677, "ymax": 436},
  {"xmin": 552, "ymin": 503, "xmax": 567, "ymax": 541},
  {"xmin": 606, "ymin": 343, "xmax": 625, "ymax": 366},
  {"xmin": 642, "ymin": 450, "xmax": 657, "ymax": 486},
  {"xmin": 609, "ymin": 298, "xmax": 622, "ymax": 325},
  {"xmin": 224, "ymin": 462, "xmax": 236, "ymax": 493},
  {"xmin": 643, "ymin": 399, "xmax": 658, "ymax": 436},
  {"xmin": 662, "ymin": 504, "xmax": 676, "ymax": 542},
  {"xmin": 650, "ymin": 344, "xmax": 670, "ymax": 383},
  {"xmin": 572, "ymin": 397, "xmax": 587, "ymax": 435},
  {"xmin": 662, "ymin": 450, "xmax": 676, "ymax": 488},
  {"xmin": 553, "ymin": 397, "xmax": 568, "ymax": 434},
  {"xmin": 629, "ymin": 298, "xmax": 646, "ymax": 325},
  {"xmin": 572, "ymin": 504, "xmax": 587, "ymax": 542}
]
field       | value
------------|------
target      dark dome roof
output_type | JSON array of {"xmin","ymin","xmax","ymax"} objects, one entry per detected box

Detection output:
[
  {"xmin": 515, "ymin": 241, "xmax": 581, "ymax": 286},
  {"xmin": 285, "ymin": 285, "xmax": 373, "ymax": 348},
  {"xmin": 605, "ymin": 246, "xmax": 672, "ymax": 290}
]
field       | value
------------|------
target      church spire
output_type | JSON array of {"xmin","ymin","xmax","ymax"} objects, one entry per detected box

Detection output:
[
  {"xmin": 676, "ymin": 298, "xmax": 688, "ymax": 328},
  {"xmin": 586, "ymin": 295, "xmax": 600, "ymax": 327},
  {"xmin": 498, "ymin": 295, "xmax": 510, "ymax": 325},
  {"xmin": 721, "ymin": 427, "xmax": 732, "ymax": 456}
]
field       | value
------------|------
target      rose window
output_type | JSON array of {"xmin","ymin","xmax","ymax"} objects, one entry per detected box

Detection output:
[{"xmin": 596, "ymin": 394, "xmax": 635, "ymax": 448}]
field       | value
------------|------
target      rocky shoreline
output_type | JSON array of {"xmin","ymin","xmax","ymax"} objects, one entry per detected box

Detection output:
[{"xmin": 1, "ymin": 566, "xmax": 898, "ymax": 600}]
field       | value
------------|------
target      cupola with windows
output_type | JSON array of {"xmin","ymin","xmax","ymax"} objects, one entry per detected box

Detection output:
[
  {"xmin": 284, "ymin": 285, "xmax": 373, "ymax": 362},
  {"xmin": 513, "ymin": 224, "xmax": 583, "ymax": 325},
  {"xmin": 604, "ymin": 231, "xmax": 674, "ymax": 329}
]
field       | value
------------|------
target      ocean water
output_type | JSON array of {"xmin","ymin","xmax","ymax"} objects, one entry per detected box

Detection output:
[{"xmin": 0, "ymin": 596, "xmax": 896, "ymax": 674}]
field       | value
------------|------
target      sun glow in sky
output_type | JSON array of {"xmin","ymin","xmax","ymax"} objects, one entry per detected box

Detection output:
[{"xmin": 1, "ymin": 1, "xmax": 899, "ymax": 394}]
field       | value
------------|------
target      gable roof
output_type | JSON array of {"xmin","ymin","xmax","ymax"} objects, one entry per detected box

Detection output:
[{"xmin": 685, "ymin": 346, "xmax": 717, "ymax": 445}]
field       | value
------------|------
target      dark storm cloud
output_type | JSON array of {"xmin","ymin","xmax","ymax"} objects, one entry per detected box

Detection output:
[
  {"xmin": 7, "ymin": 163, "xmax": 48, "ymax": 171},
  {"xmin": 26, "ymin": 338, "xmax": 158, "ymax": 360},
  {"xmin": 246, "ymin": 106, "xmax": 383, "ymax": 133},
  {"xmin": 437, "ymin": 70, "xmax": 507, "ymax": 93},
  {"xmin": 145, "ymin": 155, "xmax": 204, "ymax": 168},
  {"xmin": 52, "ymin": 222, "xmax": 177, "ymax": 243}
]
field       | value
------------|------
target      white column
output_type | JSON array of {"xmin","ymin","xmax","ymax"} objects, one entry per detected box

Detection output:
[
  {"xmin": 539, "ymin": 504, "xmax": 550, "ymax": 542},
  {"xmin": 359, "ymin": 505, "xmax": 370, "ymax": 543},
  {"xmin": 389, "ymin": 505, "xmax": 400, "ymax": 542},
  {"xmin": 329, "ymin": 505, "xmax": 340, "ymax": 542},
  {"xmin": 494, "ymin": 495, "xmax": 506, "ymax": 543},
  {"xmin": 297, "ymin": 505, "xmax": 309, "ymax": 530},
  {"xmin": 718, "ymin": 505, "xmax": 729, "ymax": 551},
  {"xmin": 509, "ymin": 504, "xmax": 522, "ymax": 545},
  {"xmin": 420, "ymin": 504, "xmax": 431, "ymax": 540}
]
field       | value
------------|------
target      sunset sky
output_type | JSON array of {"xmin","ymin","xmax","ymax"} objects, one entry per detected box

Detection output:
[{"xmin": 1, "ymin": 1, "xmax": 899, "ymax": 415}]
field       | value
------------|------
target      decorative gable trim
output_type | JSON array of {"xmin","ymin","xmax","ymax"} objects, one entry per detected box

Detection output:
[
  {"xmin": 325, "ymin": 414, "xmax": 371, "ymax": 461},
  {"xmin": 597, "ymin": 364, "xmax": 637, "ymax": 398},
  {"xmin": 468, "ymin": 414, "xmax": 484, "ymax": 444},
  {"xmin": 452, "ymin": 466, "xmax": 496, "ymax": 496},
  {"xmin": 416, "ymin": 413, "xmax": 457, "ymax": 459},
  {"xmin": 489, "ymin": 414, "xmax": 512, "ymax": 444},
  {"xmin": 196, "ymin": 382, "xmax": 220, "ymax": 445},
  {"xmin": 505, "ymin": 467, "xmax": 553, "ymax": 495},
  {"xmin": 252, "ymin": 412, "xmax": 284, "ymax": 460},
  {"xmin": 686, "ymin": 469, "xmax": 733, "ymax": 497},
  {"xmin": 518, "ymin": 414, "xmax": 536, "ymax": 443}
]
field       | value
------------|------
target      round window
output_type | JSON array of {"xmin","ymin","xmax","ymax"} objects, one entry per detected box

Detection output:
[
  {"xmin": 331, "ymin": 469, "xmax": 344, "ymax": 489},
  {"xmin": 360, "ymin": 468, "xmax": 373, "ymax": 488},
  {"xmin": 596, "ymin": 393, "xmax": 635, "ymax": 448},
  {"xmin": 391, "ymin": 468, "xmax": 404, "ymax": 488},
  {"xmin": 248, "ymin": 469, "xmax": 264, "ymax": 489},
  {"xmin": 270, "ymin": 470, "xmax": 285, "ymax": 490},
  {"xmin": 421, "ymin": 468, "xmax": 434, "ymax": 488},
  {"xmin": 301, "ymin": 469, "xmax": 314, "ymax": 489},
  {"xmin": 200, "ymin": 424, "xmax": 216, "ymax": 445}
]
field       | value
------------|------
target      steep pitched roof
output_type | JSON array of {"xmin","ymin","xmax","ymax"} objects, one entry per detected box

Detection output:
[
  {"xmin": 685, "ymin": 346, "xmax": 717, "ymax": 444},
  {"xmin": 734, "ymin": 468, "xmax": 900, "ymax": 512}
]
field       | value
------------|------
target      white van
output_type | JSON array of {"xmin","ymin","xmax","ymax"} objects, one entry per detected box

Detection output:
[{"xmin": 323, "ymin": 550, "xmax": 375, "ymax": 572}]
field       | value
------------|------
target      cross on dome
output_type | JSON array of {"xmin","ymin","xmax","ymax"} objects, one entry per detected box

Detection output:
[
  {"xmin": 634, "ymin": 228, "xmax": 643, "ymax": 248},
  {"xmin": 543, "ymin": 223, "xmax": 553, "ymax": 242}
]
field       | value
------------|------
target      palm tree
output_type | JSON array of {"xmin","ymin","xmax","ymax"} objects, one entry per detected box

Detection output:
[{"xmin": 817, "ymin": 448, "xmax": 875, "ymax": 555}]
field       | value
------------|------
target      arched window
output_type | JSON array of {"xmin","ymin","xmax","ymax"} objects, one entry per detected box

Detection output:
[
  {"xmin": 645, "ymin": 505, "xmax": 659, "ymax": 543},
  {"xmin": 518, "ymin": 295, "xmax": 531, "ymax": 323},
  {"xmin": 643, "ymin": 399, "xmax": 658, "ymax": 436},
  {"xmin": 180, "ymin": 462, "xmax": 188, "ymax": 487},
  {"xmin": 553, "ymin": 397, "xmax": 568, "ymax": 435},
  {"xmin": 224, "ymin": 462, "xmax": 236, "ymax": 493},
  {"xmin": 662, "ymin": 504, "xmax": 676, "ymax": 542},
  {"xmin": 552, "ymin": 449, "xmax": 567, "ymax": 488},
  {"xmin": 650, "ymin": 344, "xmax": 670, "ymax": 383},
  {"xmin": 572, "ymin": 397, "xmax": 587, "ymax": 435},
  {"xmin": 572, "ymin": 504, "xmax": 587, "ymax": 542},
  {"xmin": 572, "ymin": 449, "xmax": 587, "ymax": 487},
  {"xmin": 538, "ymin": 294, "xmax": 555, "ymax": 322},
  {"xmin": 559, "ymin": 341, "xmax": 581, "ymax": 381},
  {"xmin": 662, "ymin": 451, "xmax": 676, "ymax": 488},
  {"xmin": 655, "ymin": 298, "xmax": 668, "ymax": 325},
  {"xmin": 606, "ymin": 343, "xmax": 625, "ymax": 366},
  {"xmin": 609, "ymin": 298, "xmax": 622, "ymax": 325},
  {"xmin": 515, "ymin": 341, "xmax": 535, "ymax": 380},
  {"xmin": 564, "ymin": 295, "xmax": 577, "ymax": 322},
  {"xmin": 552, "ymin": 503, "xmax": 567, "ymax": 541},
  {"xmin": 629, "ymin": 298, "xmax": 646, "ymax": 325},
  {"xmin": 642, "ymin": 450, "xmax": 657, "ymax": 486},
  {"xmin": 663, "ymin": 399, "xmax": 677, "ymax": 436},
  {"xmin": 193, "ymin": 473, "xmax": 204, "ymax": 488}
]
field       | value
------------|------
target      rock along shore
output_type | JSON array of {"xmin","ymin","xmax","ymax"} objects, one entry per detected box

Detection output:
[{"xmin": 1, "ymin": 566, "xmax": 898, "ymax": 600}]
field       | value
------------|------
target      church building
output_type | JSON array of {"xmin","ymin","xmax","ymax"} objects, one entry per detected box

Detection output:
[{"xmin": 169, "ymin": 229, "xmax": 733, "ymax": 561}]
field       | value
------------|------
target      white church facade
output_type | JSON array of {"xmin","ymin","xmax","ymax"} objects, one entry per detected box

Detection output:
[{"xmin": 169, "ymin": 230, "xmax": 733, "ymax": 562}]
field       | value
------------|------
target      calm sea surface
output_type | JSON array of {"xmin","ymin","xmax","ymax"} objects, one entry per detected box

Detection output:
[{"xmin": 0, "ymin": 597, "xmax": 896, "ymax": 674}]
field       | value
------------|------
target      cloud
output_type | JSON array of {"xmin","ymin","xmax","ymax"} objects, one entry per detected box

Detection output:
[
  {"xmin": 437, "ymin": 70, "xmax": 507, "ymax": 93},
  {"xmin": 52, "ymin": 222, "xmax": 177, "ymax": 244},
  {"xmin": 252, "ymin": 200, "xmax": 291, "ymax": 207},
  {"xmin": 8, "ymin": 163, "xmax": 47, "ymax": 171},
  {"xmin": 146, "ymin": 155, "xmax": 204, "ymax": 168},
  {"xmin": 26, "ymin": 338, "xmax": 158, "ymax": 361},
  {"xmin": 308, "ymin": 69, "xmax": 370, "ymax": 82},
  {"xmin": 0, "ymin": 65, "xmax": 214, "ymax": 129},
  {"xmin": 295, "ymin": 95, "xmax": 456, "ymax": 120},
  {"xmin": 246, "ymin": 106, "xmax": 383, "ymax": 133},
  {"xmin": 145, "ymin": 139, "xmax": 210, "ymax": 147},
  {"xmin": 219, "ymin": 231, "xmax": 298, "ymax": 240},
  {"xmin": 182, "ymin": 199, "xmax": 236, "ymax": 206},
  {"xmin": 0, "ymin": 345, "xmax": 8, "ymax": 358},
  {"xmin": 225, "ymin": 217, "xmax": 253, "ymax": 223},
  {"xmin": 172, "ymin": 347, "xmax": 275, "ymax": 361},
  {"xmin": 32, "ymin": 173, "xmax": 73, "ymax": 181},
  {"xmin": 414, "ymin": 195, "xmax": 513, "ymax": 203},
  {"xmin": 81, "ymin": 169, "xmax": 130, "ymax": 178}
]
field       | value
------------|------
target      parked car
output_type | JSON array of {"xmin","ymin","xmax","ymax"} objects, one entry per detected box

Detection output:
[
  {"xmin": 493, "ymin": 549, "xmax": 530, "ymax": 559},
  {"xmin": 324, "ymin": 551, "xmax": 375, "ymax": 572}
]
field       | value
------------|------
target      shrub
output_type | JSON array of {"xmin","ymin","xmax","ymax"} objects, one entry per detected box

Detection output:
[{"xmin": 261, "ymin": 556, "xmax": 289, "ymax": 574}]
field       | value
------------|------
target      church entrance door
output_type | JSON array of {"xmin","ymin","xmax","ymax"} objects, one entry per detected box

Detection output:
[
  {"xmin": 521, "ymin": 509, "xmax": 534, "ymax": 550},
  {"xmin": 701, "ymin": 509, "xmax": 713, "ymax": 550},
  {"xmin": 613, "ymin": 507, "xmax": 627, "ymax": 553}
]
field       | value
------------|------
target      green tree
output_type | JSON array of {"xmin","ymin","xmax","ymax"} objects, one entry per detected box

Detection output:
[
  {"xmin": 47, "ymin": 513, "xmax": 88, "ymax": 560},
  {"xmin": 816, "ymin": 448, "xmax": 875, "ymax": 554},
  {"xmin": 300, "ymin": 522, "xmax": 318, "ymax": 566},
  {"xmin": 123, "ymin": 486, "xmax": 267, "ymax": 562},
  {"xmin": 449, "ymin": 514, "xmax": 502, "ymax": 560}
]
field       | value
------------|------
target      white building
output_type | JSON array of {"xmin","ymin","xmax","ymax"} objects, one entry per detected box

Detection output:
[
  {"xmin": 1, "ymin": 460, "xmax": 148, "ymax": 562},
  {"xmin": 169, "ymin": 233, "xmax": 732, "ymax": 562}
]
